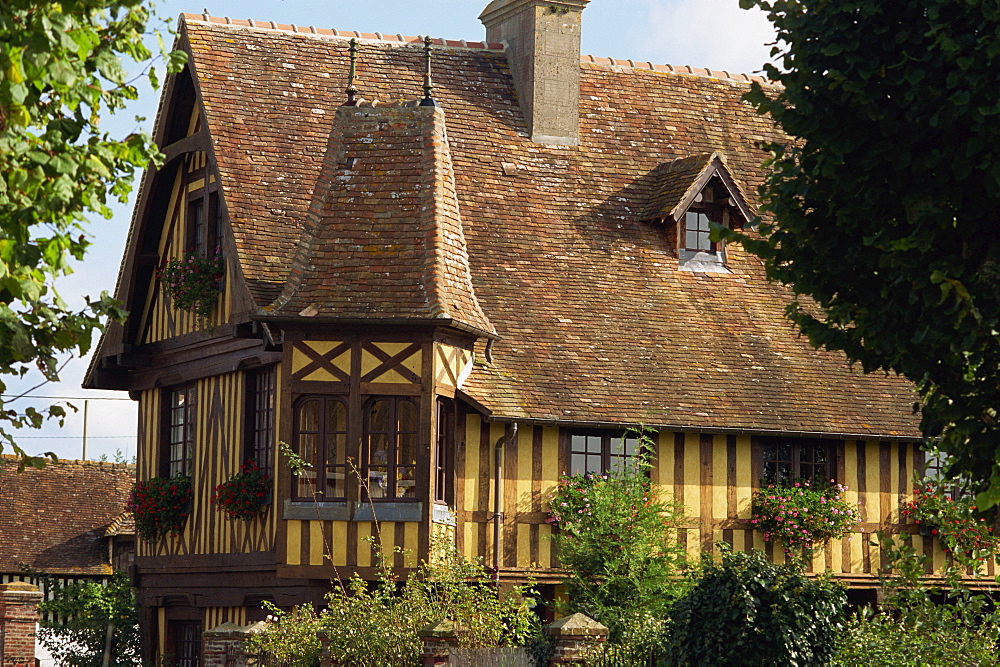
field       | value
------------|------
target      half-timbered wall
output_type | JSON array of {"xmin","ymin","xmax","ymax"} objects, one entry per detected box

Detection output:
[
  {"xmin": 142, "ymin": 108, "xmax": 232, "ymax": 344},
  {"xmin": 450, "ymin": 416, "xmax": 995, "ymax": 584},
  {"xmin": 136, "ymin": 370, "xmax": 279, "ymax": 558},
  {"xmin": 278, "ymin": 338, "xmax": 475, "ymax": 577}
]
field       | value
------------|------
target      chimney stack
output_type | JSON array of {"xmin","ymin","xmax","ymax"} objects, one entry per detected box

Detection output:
[{"xmin": 480, "ymin": 0, "xmax": 589, "ymax": 146}]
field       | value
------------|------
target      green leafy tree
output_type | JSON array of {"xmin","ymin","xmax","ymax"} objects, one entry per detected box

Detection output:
[
  {"xmin": 37, "ymin": 572, "xmax": 141, "ymax": 667},
  {"xmin": 733, "ymin": 2, "xmax": 1000, "ymax": 505},
  {"xmin": 0, "ymin": 0, "xmax": 185, "ymax": 469}
]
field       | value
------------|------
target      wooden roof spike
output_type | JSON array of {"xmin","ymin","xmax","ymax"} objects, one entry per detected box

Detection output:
[{"xmin": 420, "ymin": 35, "xmax": 437, "ymax": 107}]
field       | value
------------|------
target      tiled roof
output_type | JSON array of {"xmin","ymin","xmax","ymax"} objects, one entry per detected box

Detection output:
[
  {"xmin": 0, "ymin": 457, "xmax": 134, "ymax": 576},
  {"xmin": 180, "ymin": 16, "xmax": 919, "ymax": 438},
  {"xmin": 264, "ymin": 102, "xmax": 495, "ymax": 335}
]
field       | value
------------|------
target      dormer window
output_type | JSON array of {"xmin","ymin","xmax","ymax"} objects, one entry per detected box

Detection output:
[
  {"xmin": 643, "ymin": 152, "xmax": 754, "ymax": 274},
  {"xmin": 684, "ymin": 210, "xmax": 716, "ymax": 252}
]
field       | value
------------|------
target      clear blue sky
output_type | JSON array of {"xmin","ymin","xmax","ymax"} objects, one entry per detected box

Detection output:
[{"xmin": 7, "ymin": 0, "xmax": 777, "ymax": 462}]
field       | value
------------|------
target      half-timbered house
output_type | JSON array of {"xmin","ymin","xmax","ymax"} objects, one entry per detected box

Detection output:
[{"xmin": 85, "ymin": 0, "xmax": 948, "ymax": 662}]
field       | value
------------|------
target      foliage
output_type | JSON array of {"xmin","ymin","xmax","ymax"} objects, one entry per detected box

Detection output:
[
  {"xmin": 666, "ymin": 547, "xmax": 846, "ymax": 666},
  {"xmin": 127, "ymin": 475, "xmax": 192, "ymax": 541},
  {"xmin": 37, "ymin": 572, "xmax": 140, "ymax": 666},
  {"xmin": 212, "ymin": 459, "xmax": 271, "ymax": 520},
  {"xmin": 0, "ymin": 1, "xmax": 185, "ymax": 469},
  {"xmin": 751, "ymin": 480, "xmax": 858, "ymax": 556},
  {"xmin": 547, "ymin": 433, "xmax": 686, "ymax": 645},
  {"xmin": 245, "ymin": 540, "xmax": 539, "ymax": 666},
  {"xmin": 900, "ymin": 476, "xmax": 998, "ymax": 564},
  {"xmin": 832, "ymin": 532, "xmax": 1000, "ymax": 666},
  {"xmin": 732, "ymin": 0, "xmax": 1000, "ymax": 507},
  {"xmin": 159, "ymin": 250, "xmax": 224, "ymax": 319}
]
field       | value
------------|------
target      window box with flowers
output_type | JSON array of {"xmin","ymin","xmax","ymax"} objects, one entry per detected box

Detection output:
[
  {"xmin": 212, "ymin": 460, "xmax": 272, "ymax": 520},
  {"xmin": 127, "ymin": 476, "xmax": 193, "ymax": 541},
  {"xmin": 159, "ymin": 250, "xmax": 225, "ymax": 319},
  {"xmin": 751, "ymin": 480, "xmax": 859, "ymax": 557},
  {"xmin": 900, "ymin": 478, "xmax": 998, "ymax": 563}
]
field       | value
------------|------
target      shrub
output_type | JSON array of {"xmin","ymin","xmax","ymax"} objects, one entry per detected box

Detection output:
[
  {"xmin": 245, "ymin": 540, "xmax": 538, "ymax": 666},
  {"xmin": 666, "ymin": 547, "xmax": 846, "ymax": 666},
  {"xmin": 547, "ymin": 431, "xmax": 687, "ymax": 646},
  {"xmin": 833, "ymin": 532, "xmax": 1000, "ymax": 666},
  {"xmin": 127, "ymin": 476, "xmax": 192, "ymax": 541},
  {"xmin": 751, "ymin": 480, "xmax": 858, "ymax": 557},
  {"xmin": 212, "ymin": 459, "xmax": 271, "ymax": 520}
]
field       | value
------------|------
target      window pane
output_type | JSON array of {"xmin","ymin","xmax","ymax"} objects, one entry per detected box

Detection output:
[
  {"xmin": 299, "ymin": 400, "xmax": 318, "ymax": 432},
  {"xmin": 571, "ymin": 453, "xmax": 585, "ymax": 476},
  {"xmin": 396, "ymin": 466, "xmax": 416, "ymax": 498},
  {"xmin": 397, "ymin": 399, "xmax": 417, "ymax": 432},
  {"xmin": 368, "ymin": 467, "xmax": 388, "ymax": 498},
  {"xmin": 368, "ymin": 400, "xmax": 391, "ymax": 433},
  {"xmin": 328, "ymin": 399, "xmax": 347, "ymax": 433}
]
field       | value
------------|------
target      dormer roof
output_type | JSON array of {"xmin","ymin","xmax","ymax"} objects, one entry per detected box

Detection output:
[{"xmin": 644, "ymin": 152, "xmax": 755, "ymax": 223}]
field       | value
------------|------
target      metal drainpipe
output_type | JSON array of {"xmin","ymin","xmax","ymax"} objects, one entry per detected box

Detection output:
[{"xmin": 493, "ymin": 422, "xmax": 517, "ymax": 585}]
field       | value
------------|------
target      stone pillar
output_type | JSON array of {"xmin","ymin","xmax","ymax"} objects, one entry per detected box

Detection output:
[
  {"xmin": 201, "ymin": 621, "xmax": 266, "ymax": 667},
  {"xmin": 0, "ymin": 581, "xmax": 43, "ymax": 667},
  {"xmin": 545, "ymin": 612, "xmax": 608, "ymax": 665},
  {"xmin": 418, "ymin": 619, "xmax": 461, "ymax": 666}
]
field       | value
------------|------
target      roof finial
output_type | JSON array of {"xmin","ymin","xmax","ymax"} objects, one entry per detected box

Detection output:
[
  {"xmin": 420, "ymin": 35, "xmax": 437, "ymax": 107},
  {"xmin": 344, "ymin": 38, "xmax": 359, "ymax": 106}
]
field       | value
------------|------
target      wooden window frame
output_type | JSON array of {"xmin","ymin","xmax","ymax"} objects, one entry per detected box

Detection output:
[
  {"xmin": 292, "ymin": 395, "xmax": 349, "ymax": 502},
  {"xmin": 567, "ymin": 431, "xmax": 642, "ymax": 476},
  {"xmin": 185, "ymin": 157, "xmax": 222, "ymax": 259},
  {"xmin": 161, "ymin": 383, "xmax": 197, "ymax": 478},
  {"xmin": 434, "ymin": 397, "xmax": 455, "ymax": 505},
  {"xmin": 362, "ymin": 395, "xmax": 420, "ymax": 501},
  {"xmin": 756, "ymin": 437, "xmax": 839, "ymax": 487},
  {"xmin": 244, "ymin": 366, "xmax": 276, "ymax": 474}
]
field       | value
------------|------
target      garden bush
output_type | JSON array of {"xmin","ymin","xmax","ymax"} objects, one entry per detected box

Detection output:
[
  {"xmin": 832, "ymin": 532, "xmax": 1000, "ymax": 666},
  {"xmin": 245, "ymin": 540, "xmax": 538, "ymax": 666},
  {"xmin": 547, "ymin": 430, "xmax": 687, "ymax": 648},
  {"xmin": 666, "ymin": 547, "xmax": 845, "ymax": 666}
]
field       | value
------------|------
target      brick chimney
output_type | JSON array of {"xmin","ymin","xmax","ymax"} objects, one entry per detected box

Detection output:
[{"xmin": 480, "ymin": 0, "xmax": 589, "ymax": 146}]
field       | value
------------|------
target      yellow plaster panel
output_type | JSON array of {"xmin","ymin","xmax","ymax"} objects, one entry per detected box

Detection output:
[
  {"xmin": 684, "ymin": 433, "xmax": 700, "ymax": 520},
  {"xmin": 831, "ymin": 538, "xmax": 843, "ymax": 573},
  {"xmin": 306, "ymin": 341, "xmax": 344, "ymax": 356},
  {"xmin": 375, "ymin": 342, "xmax": 410, "ymax": 356},
  {"xmin": 379, "ymin": 522, "xmax": 395, "ymax": 565},
  {"xmin": 517, "ymin": 429, "xmax": 532, "ymax": 513},
  {"xmin": 309, "ymin": 521, "xmax": 325, "ymax": 566},
  {"xmin": 866, "ymin": 441, "xmax": 880, "ymax": 523},
  {"xmin": 302, "ymin": 367, "xmax": 338, "ymax": 382},
  {"xmin": 848, "ymin": 531, "xmax": 863, "ymax": 573},
  {"xmin": 517, "ymin": 524, "xmax": 531, "ymax": 567},
  {"xmin": 541, "ymin": 426, "xmax": 559, "ymax": 486},
  {"xmin": 538, "ymin": 524, "xmax": 552, "ymax": 569},
  {"xmin": 404, "ymin": 523, "xmax": 419, "ymax": 568},
  {"xmin": 684, "ymin": 529, "xmax": 700, "ymax": 562},
  {"xmin": 843, "ymin": 444, "xmax": 859, "ymax": 519},
  {"xmin": 735, "ymin": 435, "xmax": 752, "ymax": 519},
  {"xmin": 292, "ymin": 348, "xmax": 309, "ymax": 374},
  {"xmin": 357, "ymin": 522, "xmax": 372, "ymax": 568},
  {"xmin": 286, "ymin": 520, "xmax": 301, "ymax": 565},
  {"xmin": 656, "ymin": 429, "xmax": 674, "ymax": 490},
  {"xmin": 371, "ymin": 367, "xmax": 413, "ymax": 384},
  {"xmin": 332, "ymin": 522, "xmax": 347, "ymax": 567},
  {"xmin": 463, "ymin": 522, "xmax": 478, "ymax": 562},
  {"xmin": 464, "ymin": 414, "xmax": 481, "ymax": 513},
  {"xmin": 712, "ymin": 439, "xmax": 727, "ymax": 521}
]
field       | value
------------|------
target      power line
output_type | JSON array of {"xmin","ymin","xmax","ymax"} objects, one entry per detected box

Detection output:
[
  {"xmin": 0, "ymin": 395, "xmax": 133, "ymax": 401},
  {"xmin": 14, "ymin": 435, "xmax": 134, "ymax": 439}
]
